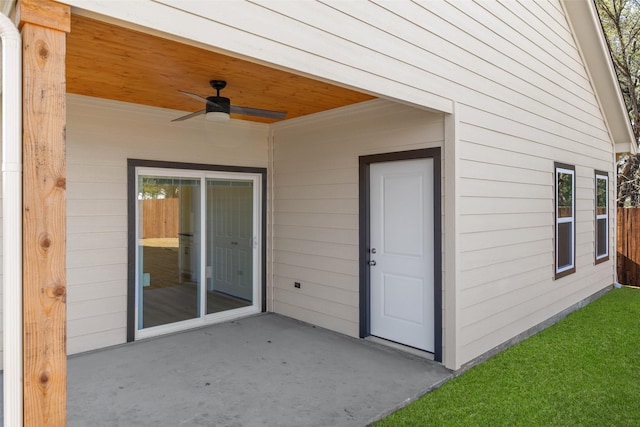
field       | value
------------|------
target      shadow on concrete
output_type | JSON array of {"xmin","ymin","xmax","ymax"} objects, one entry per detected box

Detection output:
[{"xmin": 2, "ymin": 313, "xmax": 452, "ymax": 426}]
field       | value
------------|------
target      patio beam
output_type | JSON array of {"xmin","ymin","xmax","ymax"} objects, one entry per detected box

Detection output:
[{"xmin": 17, "ymin": 1, "xmax": 70, "ymax": 425}]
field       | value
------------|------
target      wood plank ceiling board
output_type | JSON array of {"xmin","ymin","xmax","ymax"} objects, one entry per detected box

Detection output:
[{"xmin": 66, "ymin": 14, "xmax": 375, "ymax": 123}]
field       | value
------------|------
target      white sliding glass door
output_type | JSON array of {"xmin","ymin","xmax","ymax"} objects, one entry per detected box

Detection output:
[
  {"xmin": 206, "ymin": 179, "xmax": 254, "ymax": 309},
  {"xmin": 135, "ymin": 167, "xmax": 261, "ymax": 339}
]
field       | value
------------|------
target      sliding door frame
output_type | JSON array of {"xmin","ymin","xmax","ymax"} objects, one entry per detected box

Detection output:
[{"xmin": 127, "ymin": 159, "xmax": 267, "ymax": 342}]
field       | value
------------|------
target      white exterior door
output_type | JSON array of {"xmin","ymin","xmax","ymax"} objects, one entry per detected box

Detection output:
[{"xmin": 370, "ymin": 158, "xmax": 435, "ymax": 352}]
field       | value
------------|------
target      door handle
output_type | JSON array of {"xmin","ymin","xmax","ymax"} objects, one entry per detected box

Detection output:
[{"xmin": 368, "ymin": 260, "xmax": 376, "ymax": 266}]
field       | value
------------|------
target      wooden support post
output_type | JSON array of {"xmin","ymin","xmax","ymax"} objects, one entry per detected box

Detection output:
[{"xmin": 17, "ymin": 1, "xmax": 70, "ymax": 425}]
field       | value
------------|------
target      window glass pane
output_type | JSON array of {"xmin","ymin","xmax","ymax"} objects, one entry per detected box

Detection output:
[
  {"xmin": 557, "ymin": 222, "xmax": 573, "ymax": 269},
  {"xmin": 206, "ymin": 179, "xmax": 253, "ymax": 314},
  {"xmin": 138, "ymin": 175, "xmax": 201, "ymax": 329},
  {"xmin": 596, "ymin": 176, "xmax": 607, "ymax": 215},
  {"xmin": 557, "ymin": 172, "xmax": 573, "ymax": 218},
  {"xmin": 597, "ymin": 218, "xmax": 607, "ymax": 257}
]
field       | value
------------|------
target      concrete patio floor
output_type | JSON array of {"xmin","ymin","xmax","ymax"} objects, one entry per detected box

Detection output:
[{"xmin": 2, "ymin": 313, "xmax": 451, "ymax": 426}]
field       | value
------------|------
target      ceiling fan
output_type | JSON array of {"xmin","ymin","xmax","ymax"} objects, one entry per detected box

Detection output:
[{"xmin": 172, "ymin": 80, "xmax": 287, "ymax": 122}]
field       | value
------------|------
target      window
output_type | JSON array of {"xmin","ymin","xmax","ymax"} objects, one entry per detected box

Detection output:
[
  {"xmin": 595, "ymin": 171, "xmax": 609, "ymax": 263},
  {"xmin": 555, "ymin": 163, "xmax": 575, "ymax": 278}
]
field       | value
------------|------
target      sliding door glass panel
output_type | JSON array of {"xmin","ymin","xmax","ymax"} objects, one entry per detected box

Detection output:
[
  {"xmin": 206, "ymin": 179, "xmax": 253, "ymax": 314},
  {"xmin": 138, "ymin": 176, "xmax": 201, "ymax": 328}
]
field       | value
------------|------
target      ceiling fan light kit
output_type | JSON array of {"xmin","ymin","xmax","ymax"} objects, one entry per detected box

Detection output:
[
  {"xmin": 173, "ymin": 79, "xmax": 286, "ymax": 123},
  {"xmin": 206, "ymin": 111, "xmax": 230, "ymax": 122},
  {"xmin": 205, "ymin": 81, "xmax": 230, "ymax": 121}
]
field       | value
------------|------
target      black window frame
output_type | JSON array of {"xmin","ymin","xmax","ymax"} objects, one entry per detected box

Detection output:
[
  {"xmin": 594, "ymin": 170, "xmax": 609, "ymax": 264},
  {"xmin": 554, "ymin": 162, "xmax": 576, "ymax": 279}
]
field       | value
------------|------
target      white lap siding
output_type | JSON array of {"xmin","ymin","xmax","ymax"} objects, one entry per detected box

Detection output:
[
  {"xmin": 15, "ymin": 0, "xmax": 621, "ymax": 369},
  {"xmin": 65, "ymin": 94, "xmax": 269, "ymax": 356},
  {"xmin": 456, "ymin": 105, "xmax": 613, "ymax": 367},
  {"xmin": 270, "ymin": 101, "xmax": 445, "ymax": 339}
]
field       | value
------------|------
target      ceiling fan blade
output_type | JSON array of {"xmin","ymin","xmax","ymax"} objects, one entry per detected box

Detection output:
[
  {"xmin": 230, "ymin": 105, "xmax": 287, "ymax": 120},
  {"xmin": 172, "ymin": 109, "xmax": 206, "ymax": 122},
  {"xmin": 177, "ymin": 86, "xmax": 286, "ymax": 120},
  {"xmin": 178, "ymin": 90, "xmax": 208, "ymax": 103}
]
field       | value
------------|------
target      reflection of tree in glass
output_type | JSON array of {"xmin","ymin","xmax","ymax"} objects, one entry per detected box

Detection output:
[
  {"xmin": 139, "ymin": 177, "xmax": 182, "ymax": 199},
  {"xmin": 557, "ymin": 172, "xmax": 573, "ymax": 218},
  {"xmin": 597, "ymin": 177, "xmax": 608, "ymax": 215}
]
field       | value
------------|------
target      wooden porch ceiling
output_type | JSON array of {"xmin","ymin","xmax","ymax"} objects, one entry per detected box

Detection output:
[{"xmin": 66, "ymin": 14, "xmax": 375, "ymax": 124}]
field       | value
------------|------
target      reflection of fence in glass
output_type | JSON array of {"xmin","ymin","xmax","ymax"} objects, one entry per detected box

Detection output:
[
  {"xmin": 617, "ymin": 207, "xmax": 640, "ymax": 287},
  {"xmin": 142, "ymin": 198, "xmax": 179, "ymax": 239},
  {"xmin": 557, "ymin": 206, "xmax": 573, "ymax": 218}
]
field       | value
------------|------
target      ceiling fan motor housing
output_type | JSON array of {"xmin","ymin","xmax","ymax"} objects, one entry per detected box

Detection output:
[
  {"xmin": 172, "ymin": 78, "xmax": 286, "ymax": 122},
  {"xmin": 206, "ymin": 96, "xmax": 231, "ymax": 114}
]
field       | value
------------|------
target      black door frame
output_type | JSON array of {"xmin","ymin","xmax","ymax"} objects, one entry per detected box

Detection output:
[{"xmin": 358, "ymin": 148, "xmax": 442, "ymax": 362}]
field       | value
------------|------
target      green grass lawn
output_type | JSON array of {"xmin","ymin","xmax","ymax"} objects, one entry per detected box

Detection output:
[{"xmin": 376, "ymin": 286, "xmax": 640, "ymax": 426}]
